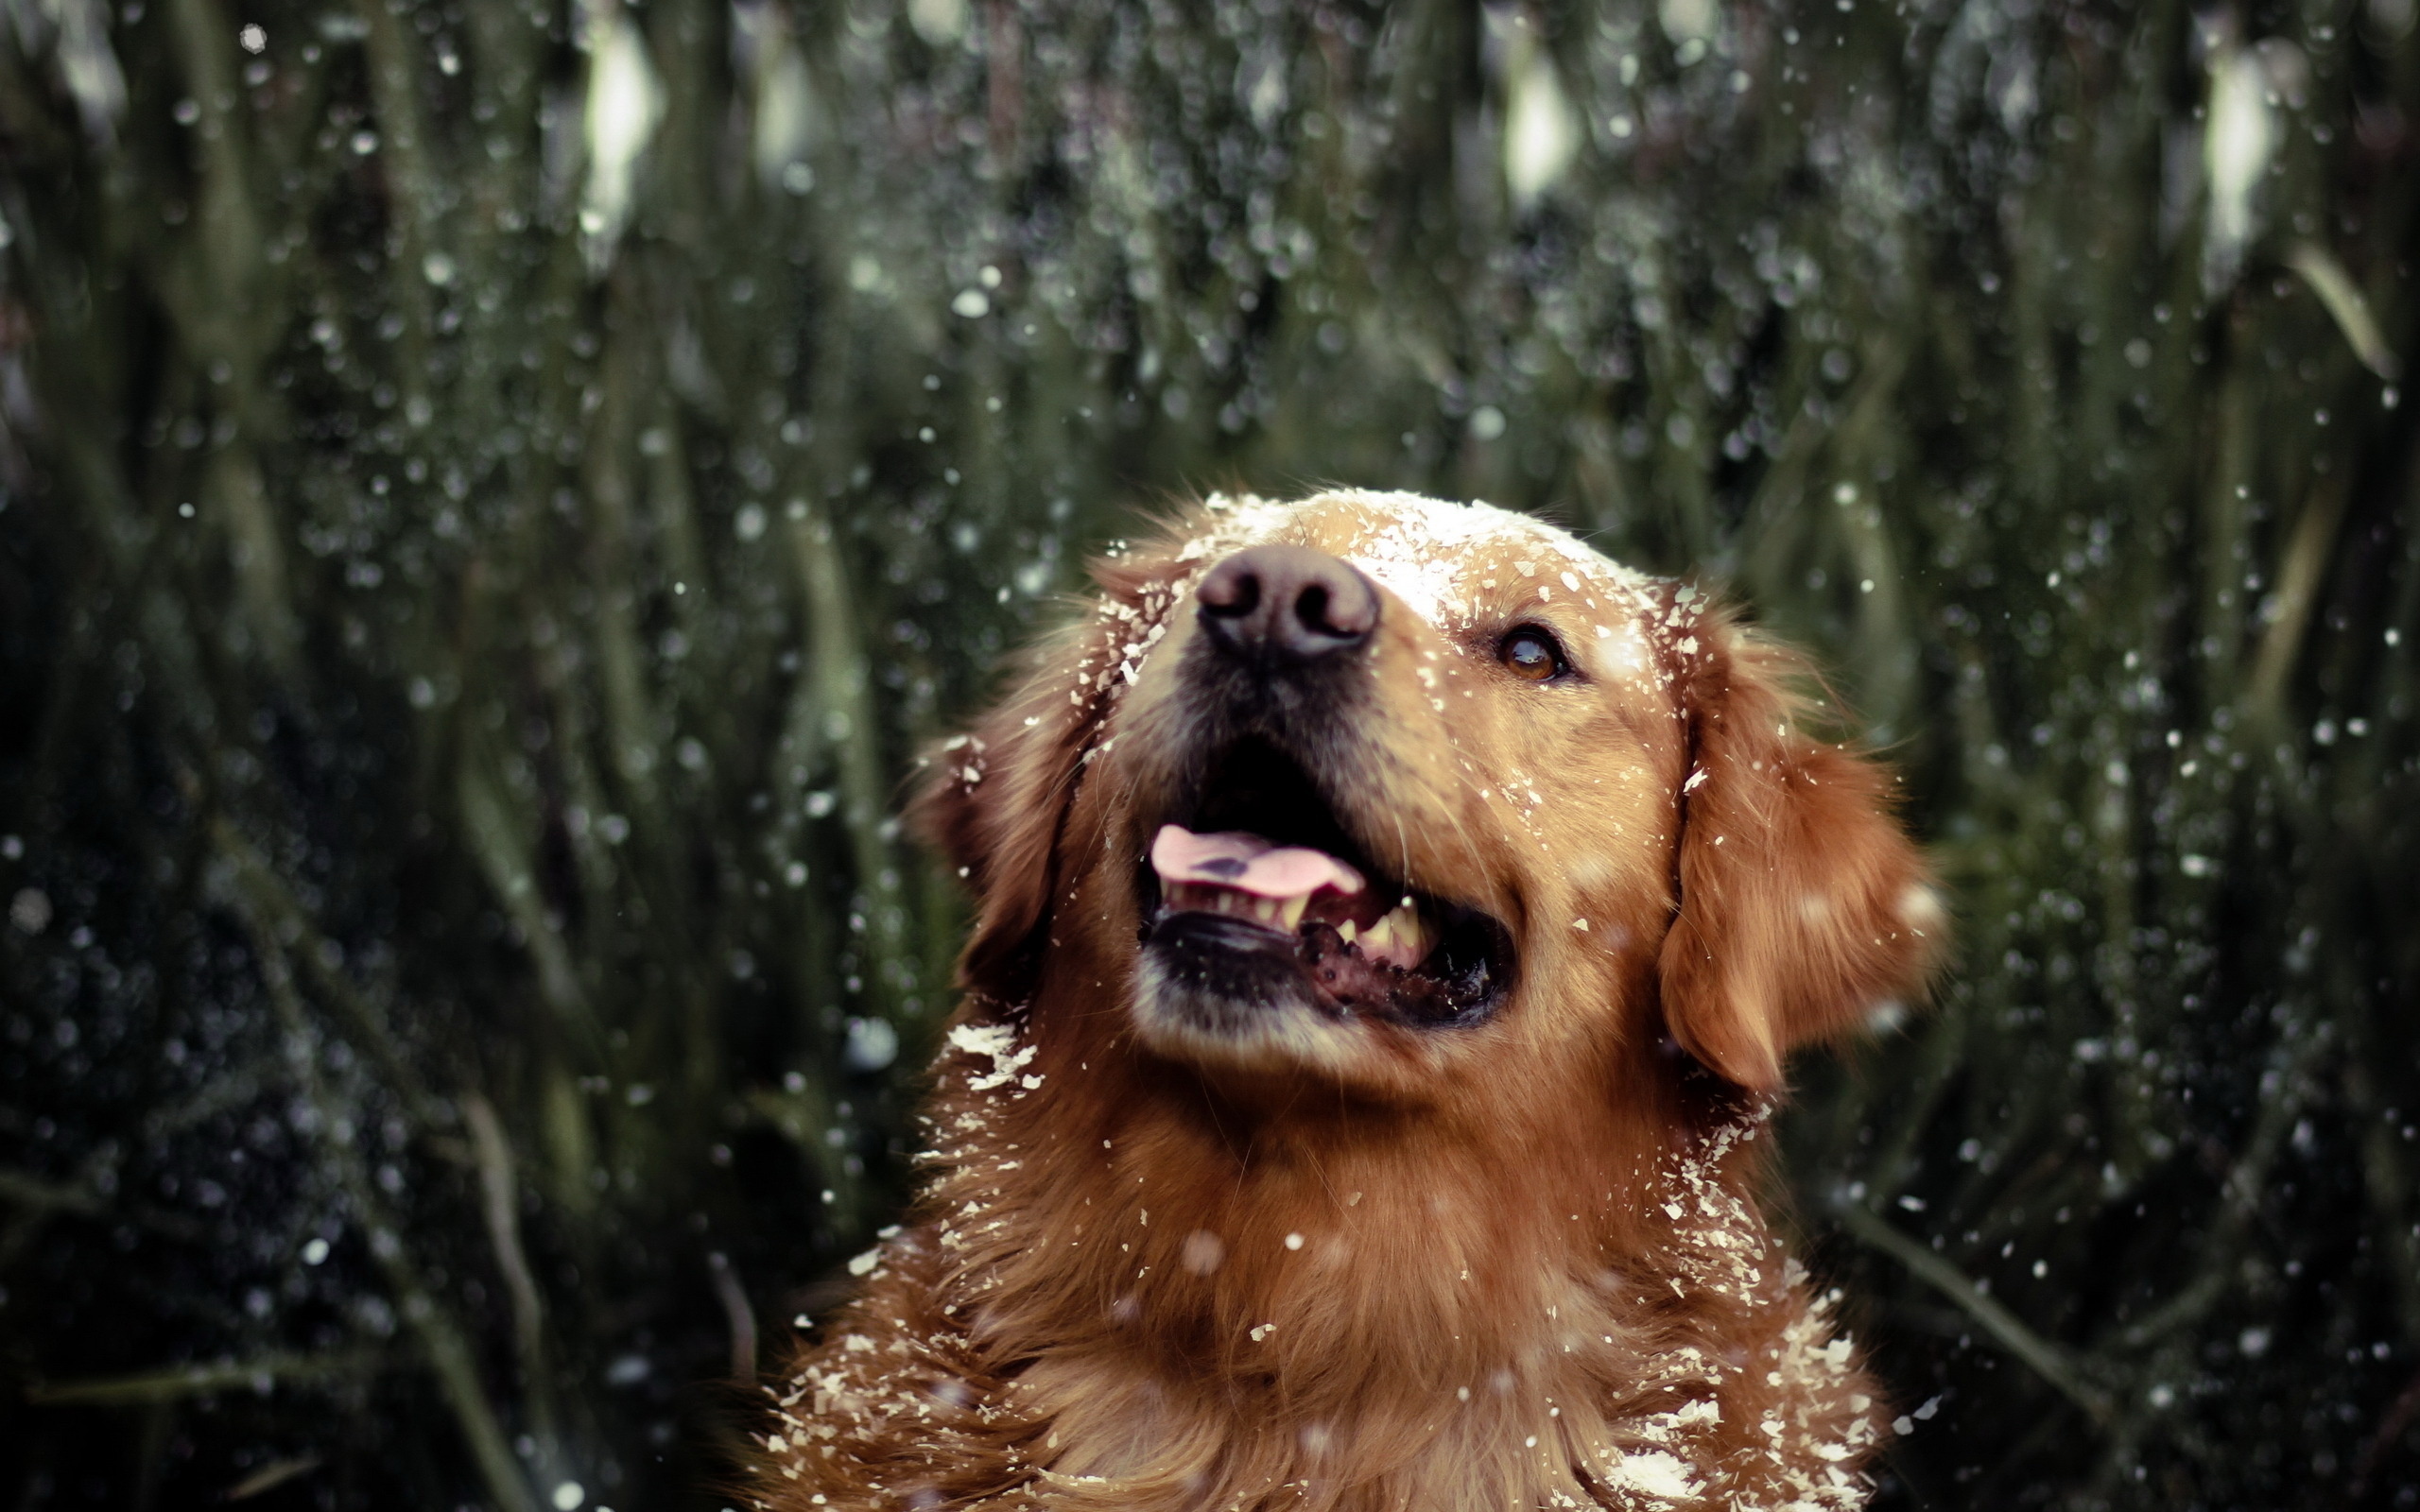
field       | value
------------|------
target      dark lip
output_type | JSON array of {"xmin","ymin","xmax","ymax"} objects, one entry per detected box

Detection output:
[{"xmin": 1135, "ymin": 737, "xmax": 1515, "ymax": 1029}]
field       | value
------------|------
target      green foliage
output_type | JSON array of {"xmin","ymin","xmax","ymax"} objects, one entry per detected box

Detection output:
[{"xmin": 0, "ymin": 1, "xmax": 2414, "ymax": 1507}]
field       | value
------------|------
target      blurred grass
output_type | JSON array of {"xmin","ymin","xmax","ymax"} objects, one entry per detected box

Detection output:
[{"xmin": 0, "ymin": 1, "xmax": 2416, "ymax": 1507}]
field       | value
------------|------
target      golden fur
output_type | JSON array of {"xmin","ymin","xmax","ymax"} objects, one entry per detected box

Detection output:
[{"xmin": 748, "ymin": 490, "xmax": 1941, "ymax": 1511}]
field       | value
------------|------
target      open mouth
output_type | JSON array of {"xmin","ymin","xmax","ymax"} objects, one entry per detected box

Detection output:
[{"xmin": 1138, "ymin": 739, "xmax": 1512, "ymax": 1029}]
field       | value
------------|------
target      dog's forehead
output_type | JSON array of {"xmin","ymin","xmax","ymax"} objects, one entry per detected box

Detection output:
[{"xmin": 1182, "ymin": 490, "xmax": 1658, "ymax": 628}]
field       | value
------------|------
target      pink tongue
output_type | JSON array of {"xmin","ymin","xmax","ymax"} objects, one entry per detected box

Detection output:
[{"xmin": 1150, "ymin": 825, "xmax": 1367, "ymax": 901}]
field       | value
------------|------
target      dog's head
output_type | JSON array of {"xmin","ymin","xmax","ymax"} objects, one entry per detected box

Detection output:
[{"xmin": 917, "ymin": 490, "xmax": 1939, "ymax": 1111}]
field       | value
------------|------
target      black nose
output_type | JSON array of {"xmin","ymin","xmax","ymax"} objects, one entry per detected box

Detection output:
[{"xmin": 1196, "ymin": 544, "xmax": 1380, "ymax": 665}]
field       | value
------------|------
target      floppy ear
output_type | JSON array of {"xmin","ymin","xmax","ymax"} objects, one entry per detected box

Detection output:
[
  {"xmin": 1655, "ymin": 613, "xmax": 1944, "ymax": 1094},
  {"xmin": 910, "ymin": 615, "xmax": 1117, "ymax": 1005}
]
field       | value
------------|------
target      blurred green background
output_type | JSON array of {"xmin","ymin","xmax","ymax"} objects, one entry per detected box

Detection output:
[{"xmin": 2, "ymin": 0, "xmax": 2416, "ymax": 1507}]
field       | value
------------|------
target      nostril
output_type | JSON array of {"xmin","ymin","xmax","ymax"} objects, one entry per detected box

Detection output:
[
  {"xmin": 1199, "ymin": 563, "xmax": 1261, "ymax": 618},
  {"xmin": 1294, "ymin": 584, "xmax": 1333, "ymax": 637},
  {"xmin": 1310, "ymin": 573, "xmax": 1378, "ymax": 640}
]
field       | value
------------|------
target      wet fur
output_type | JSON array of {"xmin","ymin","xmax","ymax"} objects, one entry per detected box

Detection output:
[{"xmin": 749, "ymin": 492, "xmax": 1941, "ymax": 1511}]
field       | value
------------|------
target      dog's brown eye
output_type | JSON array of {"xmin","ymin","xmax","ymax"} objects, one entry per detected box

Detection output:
[{"xmin": 1498, "ymin": 627, "xmax": 1566, "ymax": 682}]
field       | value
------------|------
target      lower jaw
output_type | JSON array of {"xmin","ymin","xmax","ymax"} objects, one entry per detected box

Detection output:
[{"xmin": 1131, "ymin": 945, "xmax": 1368, "ymax": 1073}]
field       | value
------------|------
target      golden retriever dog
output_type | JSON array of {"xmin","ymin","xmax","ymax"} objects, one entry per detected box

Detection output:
[{"xmin": 750, "ymin": 490, "xmax": 1941, "ymax": 1512}]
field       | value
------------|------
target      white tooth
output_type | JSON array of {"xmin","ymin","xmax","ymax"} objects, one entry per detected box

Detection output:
[
  {"xmin": 1338, "ymin": 919, "xmax": 1358, "ymax": 945},
  {"xmin": 1254, "ymin": 898, "xmax": 1278, "ymax": 923},
  {"xmin": 1278, "ymin": 897, "xmax": 1308, "ymax": 930},
  {"xmin": 1369, "ymin": 902, "xmax": 1430, "ymax": 965}
]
